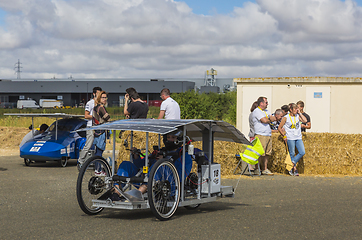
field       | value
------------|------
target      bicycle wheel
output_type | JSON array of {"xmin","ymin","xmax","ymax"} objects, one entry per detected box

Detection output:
[
  {"xmin": 76, "ymin": 156, "xmax": 111, "ymax": 215},
  {"xmin": 148, "ymin": 160, "xmax": 180, "ymax": 221}
]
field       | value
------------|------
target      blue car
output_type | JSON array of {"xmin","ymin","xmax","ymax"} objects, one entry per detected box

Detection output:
[{"xmin": 5, "ymin": 113, "xmax": 87, "ymax": 167}]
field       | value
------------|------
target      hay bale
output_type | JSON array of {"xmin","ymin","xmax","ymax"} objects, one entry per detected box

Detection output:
[
  {"xmin": 115, "ymin": 131, "xmax": 362, "ymax": 176},
  {"xmin": 269, "ymin": 132, "xmax": 362, "ymax": 175},
  {"xmin": 116, "ymin": 131, "xmax": 246, "ymax": 176}
]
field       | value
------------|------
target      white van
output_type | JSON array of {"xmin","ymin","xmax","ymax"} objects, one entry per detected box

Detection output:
[
  {"xmin": 17, "ymin": 100, "xmax": 40, "ymax": 109},
  {"xmin": 39, "ymin": 99, "xmax": 63, "ymax": 108}
]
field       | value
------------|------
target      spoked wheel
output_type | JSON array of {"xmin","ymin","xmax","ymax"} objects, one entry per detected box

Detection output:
[
  {"xmin": 24, "ymin": 158, "xmax": 31, "ymax": 166},
  {"xmin": 76, "ymin": 156, "xmax": 111, "ymax": 215},
  {"xmin": 148, "ymin": 160, "xmax": 180, "ymax": 221},
  {"xmin": 59, "ymin": 158, "xmax": 68, "ymax": 167}
]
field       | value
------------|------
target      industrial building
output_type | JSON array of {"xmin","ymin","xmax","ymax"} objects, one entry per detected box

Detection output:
[{"xmin": 0, "ymin": 79, "xmax": 196, "ymax": 108}]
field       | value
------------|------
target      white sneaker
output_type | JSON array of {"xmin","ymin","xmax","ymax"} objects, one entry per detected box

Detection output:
[
  {"xmin": 95, "ymin": 170, "xmax": 106, "ymax": 177},
  {"xmin": 262, "ymin": 169, "xmax": 274, "ymax": 175}
]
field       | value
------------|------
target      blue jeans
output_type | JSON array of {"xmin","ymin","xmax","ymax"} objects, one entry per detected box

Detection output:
[{"xmin": 287, "ymin": 139, "xmax": 305, "ymax": 165}]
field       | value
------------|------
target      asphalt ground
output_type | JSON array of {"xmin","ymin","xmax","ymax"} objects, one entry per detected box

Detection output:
[{"xmin": 1, "ymin": 155, "xmax": 362, "ymax": 240}]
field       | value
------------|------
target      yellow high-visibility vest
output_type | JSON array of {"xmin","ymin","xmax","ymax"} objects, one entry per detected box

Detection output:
[{"xmin": 240, "ymin": 137, "xmax": 265, "ymax": 165}]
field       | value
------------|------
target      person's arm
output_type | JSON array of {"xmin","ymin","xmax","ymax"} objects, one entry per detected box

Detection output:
[
  {"xmin": 269, "ymin": 114, "xmax": 276, "ymax": 122},
  {"xmin": 298, "ymin": 110, "xmax": 307, "ymax": 124},
  {"xmin": 300, "ymin": 113, "xmax": 311, "ymax": 130},
  {"xmin": 157, "ymin": 110, "xmax": 165, "ymax": 119},
  {"xmin": 303, "ymin": 122, "xmax": 311, "ymax": 130},
  {"xmin": 260, "ymin": 116, "xmax": 271, "ymax": 124},
  {"xmin": 84, "ymin": 110, "xmax": 92, "ymax": 120},
  {"xmin": 124, "ymin": 94, "xmax": 131, "ymax": 116},
  {"xmin": 278, "ymin": 117, "xmax": 287, "ymax": 142}
]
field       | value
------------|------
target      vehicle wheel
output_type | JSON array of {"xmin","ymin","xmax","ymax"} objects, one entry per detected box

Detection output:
[
  {"xmin": 24, "ymin": 158, "xmax": 31, "ymax": 166},
  {"xmin": 184, "ymin": 204, "xmax": 201, "ymax": 210},
  {"xmin": 59, "ymin": 158, "xmax": 68, "ymax": 167},
  {"xmin": 148, "ymin": 160, "xmax": 180, "ymax": 221},
  {"xmin": 76, "ymin": 156, "xmax": 111, "ymax": 215}
]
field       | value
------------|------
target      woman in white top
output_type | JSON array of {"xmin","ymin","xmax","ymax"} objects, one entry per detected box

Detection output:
[
  {"xmin": 278, "ymin": 103, "xmax": 307, "ymax": 176},
  {"xmin": 248, "ymin": 101, "xmax": 259, "ymax": 141}
]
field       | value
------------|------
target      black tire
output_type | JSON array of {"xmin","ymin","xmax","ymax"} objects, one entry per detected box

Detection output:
[
  {"xmin": 24, "ymin": 158, "xmax": 31, "ymax": 166},
  {"xmin": 76, "ymin": 156, "xmax": 111, "ymax": 215},
  {"xmin": 148, "ymin": 160, "xmax": 180, "ymax": 221},
  {"xmin": 59, "ymin": 158, "xmax": 68, "ymax": 167},
  {"xmin": 184, "ymin": 204, "xmax": 201, "ymax": 210}
]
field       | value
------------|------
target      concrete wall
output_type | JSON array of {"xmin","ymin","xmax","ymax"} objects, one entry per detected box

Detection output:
[{"xmin": 234, "ymin": 77, "xmax": 362, "ymax": 134}]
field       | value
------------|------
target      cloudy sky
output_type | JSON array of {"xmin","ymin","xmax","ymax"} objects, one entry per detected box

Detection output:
[{"xmin": 1, "ymin": 0, "xmax": 362, "ymax": 80}]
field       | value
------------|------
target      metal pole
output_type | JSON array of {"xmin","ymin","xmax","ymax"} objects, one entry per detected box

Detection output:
[
  {"xmin": 130, "ymin": 131, "xmax": 133, "ymax": 162},
  {"xmin": 208, "ymin": 122, "xmax": 212, "ymax": 197},
  {"xmin": 31, "ymin": 117, "xmax": 34, "ymax": 137},
  {"xmin": 112, "ymin": 130, "xmax": 116, "ymax": 176},
  {"xmin": 181, "ymin": 126, "xmax": 186, "ymax": 202},
  {"xmin": 55, "ymin": 117, "xmax": 58, "ymax": 141},
  {"xmin": 144, "ymin": 132, "xmax": 149, "ymax": 182}
]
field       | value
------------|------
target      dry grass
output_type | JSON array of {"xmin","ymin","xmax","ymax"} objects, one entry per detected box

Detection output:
[{"xmin": 2, "ymin": 126, "xmax": 362, "ymax": 176}]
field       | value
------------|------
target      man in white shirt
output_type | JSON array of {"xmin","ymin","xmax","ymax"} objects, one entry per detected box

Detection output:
[
  {"xmin": 78, "ymin": 86, "xmax": 102, "ymax": 166},
  {"xmin": 157, "ymin": 88, "xmax": 180, "ymax": 119},
  {"xmin": 252, "ymin": 96, "xmax": 276, "ymax": 175}
]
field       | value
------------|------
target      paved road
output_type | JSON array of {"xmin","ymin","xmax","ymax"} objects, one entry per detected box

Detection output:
[{"xmin": 1, "ymin": 155, "xmax": 362, "ymax": 239}]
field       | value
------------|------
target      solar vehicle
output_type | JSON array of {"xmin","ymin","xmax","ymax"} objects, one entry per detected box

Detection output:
[
  {"xmin": 76, "ymin": 118, "xmax": 251, "ymax": 220},
  {"xmin": 5, "ymin": 113, "xmax": 86, "ymax": 167}
]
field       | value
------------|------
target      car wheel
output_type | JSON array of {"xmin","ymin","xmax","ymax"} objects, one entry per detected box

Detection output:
[{"xmin": 24, "ymin": 158, "xmax": 31, "ymax": 166}]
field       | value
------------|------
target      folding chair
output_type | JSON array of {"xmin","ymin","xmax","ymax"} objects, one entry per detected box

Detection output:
[{"xmin": 233, "ymin": 137, "xmax": 264, "ymax": 176}]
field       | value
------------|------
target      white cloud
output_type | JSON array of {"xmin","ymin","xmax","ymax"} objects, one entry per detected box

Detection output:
[{"xmin": 1, "ymin": 0, "xmax": 362, "ymax": 80}]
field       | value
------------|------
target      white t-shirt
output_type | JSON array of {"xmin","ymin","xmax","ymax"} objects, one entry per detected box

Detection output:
[
  {"xmin": 283, "ymin": 113, "xmax": 302, "ymax": 140},
  {"xmin": 252, "ymin": 107, "xmax": 272, "ymax": 136},
  {"xmin": 85, "ymin": 99, "xmax": 95, "ymax": 127},
  {"xmin": 19, "ymin": 130, "xmax": 40, "ymax": 148},
  {"xmin": 160, "ymin": 97, "xmax": 180, "ymax": 119}
]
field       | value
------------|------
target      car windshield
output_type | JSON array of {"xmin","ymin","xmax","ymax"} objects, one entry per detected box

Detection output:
[{"xmin": 48, "ymin": 118, "xmax": 82, "ymax": 132}]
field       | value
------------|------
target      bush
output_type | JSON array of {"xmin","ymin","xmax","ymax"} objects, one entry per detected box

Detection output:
[{"xmin": 171, "ymin": 90, "xmax": 237, "ymax": 125}]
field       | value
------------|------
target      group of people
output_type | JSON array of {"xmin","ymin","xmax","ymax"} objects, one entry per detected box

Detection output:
[
  {"xmin": 77, "ymin": 86, "xmax": 181, "ymax": 175},
  {"xmin": 248, "ymin": 97, "xmax": 311, "ymax": 176}
]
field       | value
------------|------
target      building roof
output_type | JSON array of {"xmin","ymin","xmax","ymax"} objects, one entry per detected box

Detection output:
[
  {"xmin": 0, "ymin": 79, "xmax": 195, "ymax": 94},
  {"xmin": 233, "ymin": 76, "xmax": 362, "ymax": 84}
]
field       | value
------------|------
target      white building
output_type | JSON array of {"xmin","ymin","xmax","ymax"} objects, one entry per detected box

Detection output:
[{"xmin": 234, "ymin": 77, "xmax": 362, "ymax": 134}]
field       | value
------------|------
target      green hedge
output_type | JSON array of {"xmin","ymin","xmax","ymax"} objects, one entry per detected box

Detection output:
[{"xmin": 172, "ymin": 90, "xmax": 236, "ymax": 125}]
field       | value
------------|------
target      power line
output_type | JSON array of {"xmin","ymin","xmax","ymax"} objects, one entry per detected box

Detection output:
[{"xmin": 14, "ymin": 59, "xmax": 22, "ymax": 79}]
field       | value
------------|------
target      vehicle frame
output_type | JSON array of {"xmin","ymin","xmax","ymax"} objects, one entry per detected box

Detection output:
[{"xmin": 76, "ymin": 118, "xmax": 251, "ymax": 220}]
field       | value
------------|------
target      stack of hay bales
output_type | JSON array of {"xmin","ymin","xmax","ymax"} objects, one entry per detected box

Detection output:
[
  {"xmin": 116, "ymin": 131, "xmax": 362, "ymax": 176},
  {"xmin": 116, "ymin": 131, "xmax": 246, "ymax": 175},
  {"xmin": 269, "ymin": 133, "xmax": 362, "ymax": 175}
]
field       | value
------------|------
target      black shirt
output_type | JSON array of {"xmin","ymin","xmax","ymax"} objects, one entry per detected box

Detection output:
[
  {"xmin": 301, "ymin": 112, "xmax": 311, "ymax": 132},
  {"xmin": 127, "ymin": 101, "xmax": 149, "ymax": 119}
]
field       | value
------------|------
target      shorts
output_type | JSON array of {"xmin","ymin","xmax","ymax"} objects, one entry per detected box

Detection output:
[{"xmin": 255, "ymin": 135, "xmax": 272, "ymax": 156}]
